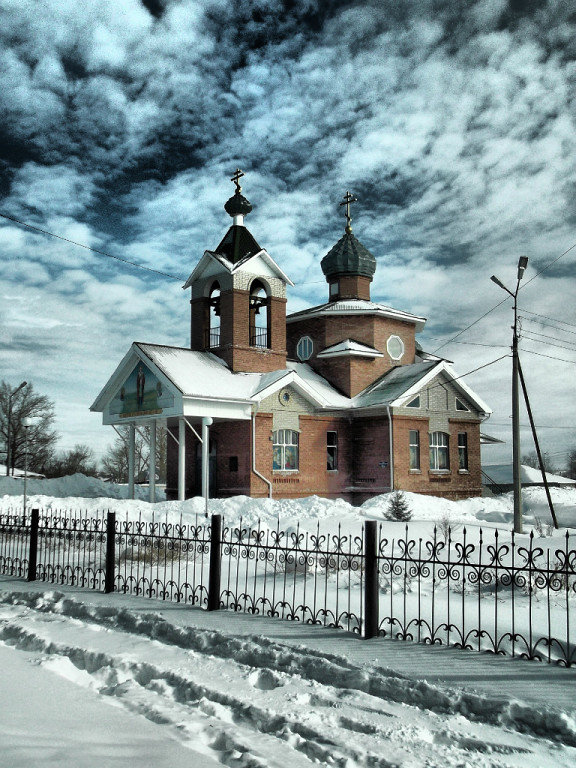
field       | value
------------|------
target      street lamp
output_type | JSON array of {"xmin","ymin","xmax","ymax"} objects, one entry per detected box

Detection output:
[
  {"xmin": 490, "ymin": 256, "xmax": 528, "ymax": 534},
  {"xmin": 6, "ymin": 381, "xmax": 27, "ymax": 476},
  {"xmin": 22, "ymin": 417, "xmax": 31, "ymax": 515}
]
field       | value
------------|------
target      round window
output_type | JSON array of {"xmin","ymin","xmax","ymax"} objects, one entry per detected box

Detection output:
[
  {"xmin": 387, "ymin": 335, "xmax": 405, "ymax": 360},
  {"xmin": 297, "ymin": 336, "xmax": 313, "ymax": 361},
  {"xmin": 278, "ymin": 389, "xmax": 291, "ymax": 406}
]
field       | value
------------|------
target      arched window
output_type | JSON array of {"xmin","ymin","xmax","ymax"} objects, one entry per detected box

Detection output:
[
  {"xmin": 208, "ymin": 282, "xmax": 220, "ymax": 348},
  {"xmin": 249, "ymin": 280, "xmax": 269, "ymax": 348},
  {"xmin": 272, "ymin": 429, "xmax": 299, "ymax": 471},
  {"xmin": 429, "ymin": 431, "xmax": 449, "ymax": 471}
]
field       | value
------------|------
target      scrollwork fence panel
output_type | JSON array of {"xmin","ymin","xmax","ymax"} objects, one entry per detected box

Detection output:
[{"xmin": 377, "ymin": 525, "xmax": 575, "ymax": 666}]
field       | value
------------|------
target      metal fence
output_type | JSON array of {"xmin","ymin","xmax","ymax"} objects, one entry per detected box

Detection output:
[{"xmin": 0, "ymin": 508, "xmax": 574, "ymax": 666}]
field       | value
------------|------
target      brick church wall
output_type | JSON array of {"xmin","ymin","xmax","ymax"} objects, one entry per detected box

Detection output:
[{"xmin": 392, "ymin": 415, "xmax": 482, "ymax": 499}]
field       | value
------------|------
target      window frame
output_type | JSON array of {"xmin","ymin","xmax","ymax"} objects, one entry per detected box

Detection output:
[
  {"xmin": 455, "ymin": 397, "xmax": 470, "ymax": 412},
  {"xmin": 296, "ymin": 335, "xmax": 313, "ymax": 361},
  {"xmin": 429, "ymin": 431, "xmax": 450, "ymax": 471},
  {"xmin": 386, "ymin": 334, "xmax": 405, "ymax": 361},
  {"xmin": 458, "ymin": 432, "xmax": 469, "ymax": 471},
  {"xmin": 272, "ymin": 429, "xmax": 299, "ymax": 471},
  {"xmin": 409, "ymin": 430, "xmax": 420, "ymax": 470},
  {"xmin": 406, "ymin": 395, "xmax": 421, "ymax": 408},
  {"xmin": 327, "ymin": 430, "xmax": 338, "ymax": 471}
]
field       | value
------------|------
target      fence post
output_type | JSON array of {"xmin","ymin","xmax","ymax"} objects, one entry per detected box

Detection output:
[
  {"xmin": 104, "ymin": 511, "xmax": 116, "ymax": 594},
  {"xmin": 27, "ymin": 508, "xmax": 39, "ymax": 582},
  {"xmin": 207, "ymin": 514, "xmax": 222, "ymax": 611},
  {"xmin": 364, "ymin": 520, "xmax": 379, "ymax": 639}
]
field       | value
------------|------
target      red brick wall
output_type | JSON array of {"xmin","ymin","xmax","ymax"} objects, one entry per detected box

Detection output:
[
  {"xmin": 287, "ymin": 314, "xmax": 417, "ymax": 396},
  {"xmin": 392, "ymin": 415, "xmax": 483, "ymax": 499},
  {"xmin": 336, "ymin": 275, "xmax": 372, "ymax": 301}
]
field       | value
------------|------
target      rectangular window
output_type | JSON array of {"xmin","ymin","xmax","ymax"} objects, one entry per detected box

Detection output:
[
  {"xmin": 327, "ymin": 431, "xmax": 338, "ymax": 470},
  {"xmin": 458, "ymin": 432, "xmax": 468, "ymax": 470},
  {"xmin": 409, "ymin": 430, "xmax": 420, "ymax": 470},
  {"xmin": 272, "ymin": 429, "xmax": 299, "ymax": 471},
  {"xmin": 229, "ymin": 456, "xmax": 238, "ymax": 472},
  {"xmin": 429, "ymin": 432, "xmax": 449, "ymax": 470}
]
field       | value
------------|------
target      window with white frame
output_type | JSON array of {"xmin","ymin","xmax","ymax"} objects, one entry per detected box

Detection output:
[
  {"xmin": 455, "ymin": 397, "xmax": 470, "ymax": 412},
  {"xmin": 387, "ymin": 334, "xmax": 405, "ymax": 360},
  {"xmin": 429, "ymin": 431, "xmax": 449, "ymax": 470},
  {"xmin": 406, "ymin": 395, "xmax": 420, "ymax": 408},
  {"xmin": 296, "ymin": 336, "xmax": 313, "ymax": 361},
  {"xmin": 409, "ymin": 430, "xmax": 420, "ymax": 470},
  {"xmin": 327, "ymin": 431, "xmax": 338, "ymax": 470},
  {"xmin": 272, "ymin": 429, "xmax": 299, "ymax": 471},
  {"xmin": 458, "ymin": 432, "xmax": 468, "ymax": 470}
]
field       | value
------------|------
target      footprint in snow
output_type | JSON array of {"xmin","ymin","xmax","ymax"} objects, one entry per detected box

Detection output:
[{"xmin": 248, "ymin": 668, "xmax": 284, "ymax": 690}]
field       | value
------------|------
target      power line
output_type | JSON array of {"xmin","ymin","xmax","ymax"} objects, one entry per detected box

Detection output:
[
  {"xmin": 519, "ymin": 315, "xmax": 576, "ymax": 337},
  {"xmin": 445, "ymin": 340, "xmax": 510, "ymax": 349},
  {"xmin": 427, "ymin": 353, "xmax": 510, "ymax": 392},
  {"xmin": 522, "ymin": 334, "xmax": 576, "ymax": 353},
  {"xmin": 520, "ymin": 348, "xmax": 576, "ymax": 364},
  {"xmin": 0, "ymin": 212, "xmax": 186, "ymax": 282},
  {"xmin": 432, "ymin": 239, "xmax": 576, "ymax": 354},
  {"xmin": 488, "ymin": 422, "xmax": 576, "ymax": 430},
  {"xmin": 519, "ymin": 309, "xmax": 576, "ymax": 330}
]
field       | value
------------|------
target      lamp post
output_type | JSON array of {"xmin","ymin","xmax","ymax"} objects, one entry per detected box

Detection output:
[
  {"xmin": 491, "ymin": 256, "xmax": 528, "ymax": 534},
  {"xmin": 6, "ymin": 381, "xmax": 27, "ymax": 476},
  {"xmin": 22, "ymin": 418, "xmax": 31, "ymax": 515}
]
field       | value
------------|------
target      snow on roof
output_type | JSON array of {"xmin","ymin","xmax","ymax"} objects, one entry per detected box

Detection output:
[
  {"xmin": 0, "ymin": 464, "xmax": 45, "ymax": 478},
  {"xmin": 287, "ymin": 299, "xmax": 426, "ymax": 332},
  {"xmin": 137, "ymin": 343, "xmax": 259, "ymax": 401},
  {"xmin": 353, "ymin": 361, "xmax": 439, "ymax": 408},
  {"xmin": 317, "ymin": 339, "xmax": 384, "ymax": 358},
  {"xmin": 482, "ymin": 464, "xmax": 576, "ymax": 486}
]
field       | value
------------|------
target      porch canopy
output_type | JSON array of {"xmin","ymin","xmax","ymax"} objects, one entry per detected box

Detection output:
[{"xmin": 90, "ymin": 342, "xmax": 255, "ymax": 502}]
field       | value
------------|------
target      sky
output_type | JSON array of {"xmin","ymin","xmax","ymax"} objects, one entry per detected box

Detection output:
[{"xmin": 1, "ymin": 0, "xmax": 575, "ymax": 468}]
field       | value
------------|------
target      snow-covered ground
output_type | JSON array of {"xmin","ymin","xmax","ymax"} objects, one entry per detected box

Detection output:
[
  {"xmin": 1, "ymin": 476, "xmax": 575, "ymax": 766},
  {"xmin": 1, "ymin": 582, "xmax": 575, "ymax": 768}
]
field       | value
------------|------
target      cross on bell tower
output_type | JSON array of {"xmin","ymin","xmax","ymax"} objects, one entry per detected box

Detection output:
[
  {"xmin": 340, "ymin": 190, "xmax": 358, "ymax": 233},
  {"xmin": 231, "ymin": 168, "xmax": 245, "ymax": 193}
]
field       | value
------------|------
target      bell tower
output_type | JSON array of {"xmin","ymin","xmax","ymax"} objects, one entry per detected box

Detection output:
[{"xmin": 185, "ymin": 170, "xmax": 292, "ymax": 373}]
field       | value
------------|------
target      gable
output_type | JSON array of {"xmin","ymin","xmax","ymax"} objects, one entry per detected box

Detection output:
[
  {"xmin": 258, "ymin": 384, "xmax": 316, "ymax": 432},
  {"xmin": 394, "ymin": 370, "xmax": 483, "ymax": 421},
  {"xmin": 90, "ymin": 344, "xmax": 183, "ymax": 425}
]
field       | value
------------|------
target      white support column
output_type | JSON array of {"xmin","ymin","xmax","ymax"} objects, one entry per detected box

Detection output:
[
  {"xmin": 178, "ymin": 417, "xmax": 186, "ymax": 502},
  {"xmin": 128, "ymin": 424, "xmax": 135, "ymax": 500},
  {"xmin": 201, "ymin": 416, "xmax": 213, "ymax": 514},
  {"xmin": 149, "ymin": 420, "xmax": 156, "ymax": 503}
]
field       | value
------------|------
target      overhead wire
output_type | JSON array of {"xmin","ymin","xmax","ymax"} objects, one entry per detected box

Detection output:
[{"xmin": 0, "ymin": 211, "xmax": 186, "ymax": 282}]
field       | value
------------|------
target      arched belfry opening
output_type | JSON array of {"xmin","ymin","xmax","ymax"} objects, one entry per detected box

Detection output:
[
  {"xmin": 207, "ymin": 281, "xmax": 221, "ymax": 349},
  {"xmin": 185, "ymin": 169, "xmax": 292, "ymax": 372},
  {"xmin": 249, "ymin": 279, "xmax": 269, "ymax": 348}
]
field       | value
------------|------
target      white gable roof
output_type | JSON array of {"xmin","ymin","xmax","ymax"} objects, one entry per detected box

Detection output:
[
  {"xmin": 183, "ymin": 248, "xmax": 293, "ymax": 289},
  {"xmin": 317, "ymin": 339, "xmax": 384, "ymax": 359}
]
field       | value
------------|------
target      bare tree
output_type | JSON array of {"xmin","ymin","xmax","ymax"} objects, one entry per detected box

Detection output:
[
  {"xmin": 0, "ymin": 381, "xmax": 59, "ymax": 475},
  {"xmin": 521, "ymin": 450, "xmax": 555, "ymax": 473},
  {"xmin": 101, "ymin": 426, "xmax": 166, "ymax": 484},
  {"xmin": 43, "ymin": 444, "xmax": 99, "ymax": 478}
]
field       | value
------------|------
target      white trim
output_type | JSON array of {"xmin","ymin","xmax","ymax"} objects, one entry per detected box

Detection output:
[
  {"xmin": 287, "ymin": 300, "xmax": 426, "ymax": 332},
  {"xmin": 183, "ymin": 247, "xmax": 294, "ymax": 289},
  {"xmin": 386, "ymin": 334, "xmax": 405, "ymax": 361},
  {"xmin": 392, "ymin": 360, "xmax": 492, "ymax": 416}
]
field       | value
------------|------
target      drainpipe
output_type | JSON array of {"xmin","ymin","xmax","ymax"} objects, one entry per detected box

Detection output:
[
  {"xmin": 386, "ymin": 404, "xmax": 394, "ymax": 491},
  {"xmin": 251, "ymin": 411, "xmax": 272, "ymax": 499}
]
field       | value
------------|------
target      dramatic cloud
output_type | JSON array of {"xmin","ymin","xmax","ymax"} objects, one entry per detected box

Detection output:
[{"xmin": 1, "ymin": 0, "xmax": 575, "ymax": 468}]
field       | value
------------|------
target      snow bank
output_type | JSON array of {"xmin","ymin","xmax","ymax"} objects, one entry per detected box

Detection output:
[{"xmin": 0, "ymin": 472, "xmax": 164, "ymax": 502}]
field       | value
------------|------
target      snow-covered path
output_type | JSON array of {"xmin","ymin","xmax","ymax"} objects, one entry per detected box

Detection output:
[{"xmin": 1, "ymin": 581, "xmax": 575, "ymax": 767}]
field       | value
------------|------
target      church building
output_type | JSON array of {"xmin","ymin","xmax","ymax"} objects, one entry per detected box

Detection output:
[{"xmin": 91, "ymin": 171, "xmax": 491, "ymax": 504}]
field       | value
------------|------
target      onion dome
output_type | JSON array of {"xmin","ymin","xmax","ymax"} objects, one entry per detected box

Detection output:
[
  {"xmin": 321, "ymin": 191, "xmax": 376, "ymax": 280},
  {"xmin": 224, "ymin": 191, "xmax": 253, "ymax": 218},
  {"xmin": 321, "ymin": 230, "xmax": 376, "ymax": 279}
]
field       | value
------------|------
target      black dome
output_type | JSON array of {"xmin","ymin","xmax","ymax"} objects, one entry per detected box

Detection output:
[
  {"xmin": 224, "ymin": 191, "xmax": 253, "ymax": 217},
  {"xmin": 321, "ymin": 231, "xmax": 376, "ymax": 279}
]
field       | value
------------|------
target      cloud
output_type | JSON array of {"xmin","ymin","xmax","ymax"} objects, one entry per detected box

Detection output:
[{"xmin": 0, "ymin": 0, "xmax": 575, "ymax": 465}]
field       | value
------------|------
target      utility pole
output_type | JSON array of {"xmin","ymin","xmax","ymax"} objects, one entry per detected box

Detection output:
[
  {"xmin": 6, "ymin": 381, "xmax": 27, "ymax": 476},
  {"xmin": 491, "ymin": 257, "xmax": 528, "ymax": 534}
]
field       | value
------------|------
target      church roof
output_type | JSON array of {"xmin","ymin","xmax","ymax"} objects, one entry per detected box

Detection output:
[
  {"xmin": 321, "ymin": 230, "xmax": 376, "ymax": 279},
  {"xmin": 91, "ymin": 345, "xmax": 489, "ymax": 419},
  {"xmin": 214, "ymin": 224, "xmax": 262, "ymax": 264},
  {"xmin": 287, "ymin": 299, "xmax": 426, "ymax": 332}
]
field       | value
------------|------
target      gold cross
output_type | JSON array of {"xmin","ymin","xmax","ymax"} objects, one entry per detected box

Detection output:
[
  {"xmin": 340, "ymin": 190, "xmax": 357, "ymax": 232},
  {"xmin": 231, "ymin": 168, "xmax": 245, "ymax": 193}
]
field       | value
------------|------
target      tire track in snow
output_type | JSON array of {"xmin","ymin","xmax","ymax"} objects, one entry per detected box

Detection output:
[{"xmin": 0, "ymin": 591, "xmax": 575, "ymax": 767}]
